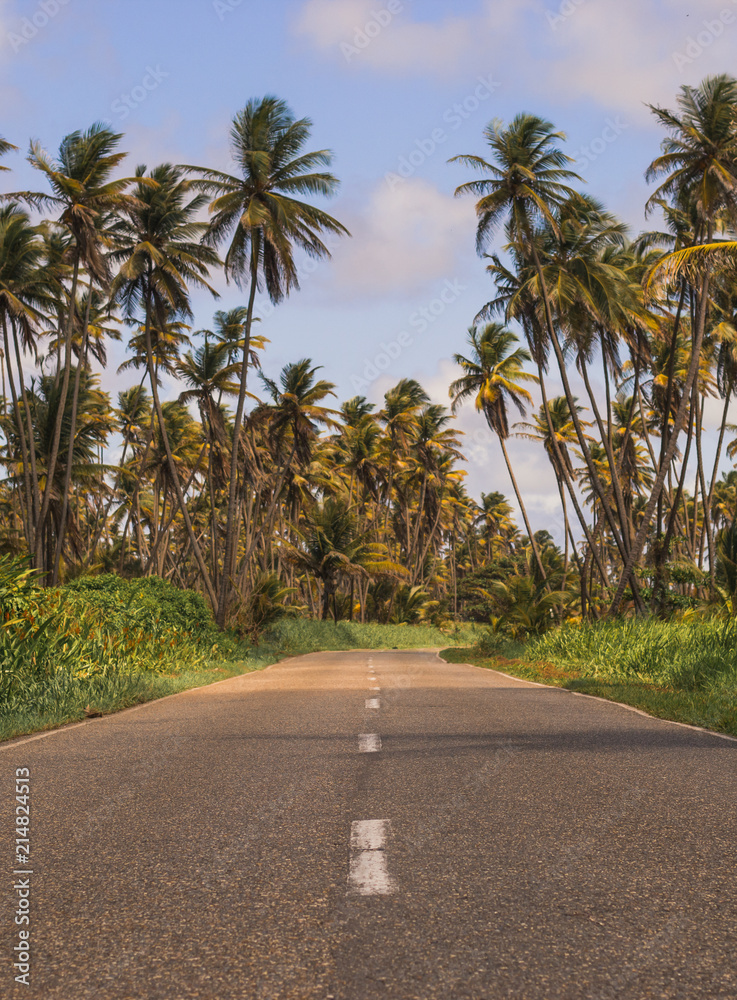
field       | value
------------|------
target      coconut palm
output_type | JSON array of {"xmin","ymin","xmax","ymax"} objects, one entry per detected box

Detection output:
[
  {"xmin": 0, "ymin": 204, "xmax": 55, "ymax": 558},
  {"xmin": 109, "ymin": 163, "xmax": 221, "ymax": 607},
  {"xmin": 516, "ymin": 395, "xmax": 588, "ymax": 569},
  {"xmin": 610, "ymin": 76, "xmax": 737, "ymax": 612},
  {"xmin": 0, "ymin": 137, "xmax": 17, "ymax": 171},
  {"xmin": 449, "ymin": 322, "xmax": 546, "ymax": 580},
  {"xmin": 16, "ymin": 124, "xmax": 132, "ymax": 578},
  {"xmin": 286, "ymin": 497, "xmax": 398, "ymax": 620},
  {"xmin": 188, "ymin": 96, "xmax": 350, "ymax": 625}
]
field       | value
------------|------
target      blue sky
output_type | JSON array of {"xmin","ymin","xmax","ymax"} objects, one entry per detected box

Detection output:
[{"xmin": 1, "ymin": 0, "xmax": 734, "ymax": 540}]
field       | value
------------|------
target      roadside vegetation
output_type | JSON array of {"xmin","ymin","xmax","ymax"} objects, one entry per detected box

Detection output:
[{"xmin": 442, "ymin": 618, "xmax": 737, "ymax": 738}]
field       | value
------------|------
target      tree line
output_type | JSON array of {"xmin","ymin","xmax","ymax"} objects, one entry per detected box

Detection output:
[{"xmin": 2, "ymin": 76, "xmax": 737, "ymax": 632}]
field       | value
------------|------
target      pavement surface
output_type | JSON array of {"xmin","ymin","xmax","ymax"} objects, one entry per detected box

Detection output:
[{"xmin": 1, "ymin": 649, "xmax": 735, "ymax": 999}]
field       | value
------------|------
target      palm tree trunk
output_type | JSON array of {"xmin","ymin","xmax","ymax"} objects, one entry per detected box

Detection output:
[
  {"xmin": 610, "ymin": 270, "xmax": 711, "ymax": 615},
  {"xmin": 2, "ymin": 318, "xmax": 35, "ymax": 558},
  {"xmin": 142, "ymin": 284, "xmax": 217, "ymax": 608},
  {"xmin": 535, "ymin": 358, "xmax": 610, "ymax": 589},
  {"xmin": 498, "ymin": 436, "xmax": 546, "ymax": 581},
  {"xmin": 52, "ymin": 287, "xmax": 94, "ymax": 584},
  {"xmin": 35, "ymin": 253, "xmax": 80, "ymax": 578},
  {"xmin": 217, "ymin": 250, "xmax": 259, "ymax": 628}
]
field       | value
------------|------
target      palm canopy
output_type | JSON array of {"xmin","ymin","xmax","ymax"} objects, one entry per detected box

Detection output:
[
  {"xmin": 20, "ymin": 123, "xmax": 132, "ymax": 283},
  {"xmin": 449, "ymin": 322, "xmax": 539, "ymax": 439},
  {"xmin": 0, "ymin": 203, "xmax": 55, "ymax": 352},
  {"xmin": 450, "ymin": 113, "xmax": 581, "ymax": 251},
  {"xmin": 0, "ymin": 136, "xmax": 17, "ymax": 171},
  {"xmin": 515, "ymin": 394, "xmax": 586, "ymax": 479},
  {"xmin": 259, "ymin": 358, "xmax": 339, "ymax": 465},
  {"xmin": 109, "ymin": 163, "xmax": 220, "ymax": 322},
  {"xmin": 188, "ymin": 95, "xmax": 349, "ymax": 298},
  {"xmin": 646, "ymin": 74, "xmax": 737, "ymax": 226}
]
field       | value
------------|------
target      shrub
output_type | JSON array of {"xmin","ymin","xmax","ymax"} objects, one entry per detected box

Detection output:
[{"xmin": 63, "ymin": 574, "xmax": 216, "ymax": 638}]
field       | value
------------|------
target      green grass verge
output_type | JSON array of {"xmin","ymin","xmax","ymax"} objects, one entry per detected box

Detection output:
[
  {"xmin": 0, "ymin": 656, "xmax": 266, "ymax": 744},
  {"xmin": 256, "ymin": 618, "xmax": 482, "ymax": 656},
  {"xmin": 440, "ymin": 646, "xmax": 737, "ymax": 738}
]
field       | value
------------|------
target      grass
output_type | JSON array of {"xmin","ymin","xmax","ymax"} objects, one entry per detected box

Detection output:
[
  {"xmin": 255, "ymin": 618, "xmax": 482, "ymax": 657},
  {"xmin": 0, "ymin": 656, "xmax": 260, "ymax": 743},
  {"xmin": 440, "ymin": 618, "xmax": 737, "ymax": 738}
]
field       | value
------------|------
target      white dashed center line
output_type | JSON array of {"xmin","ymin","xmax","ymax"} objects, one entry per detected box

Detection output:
[
  {"xmin": 358, "ymin": 733, "xmax": 381, "ymax": 752},
  {"xmin": 365, "ymin": 698, "xmax": 380, "ymax": 710},
  {"xmin": 347, "ymin": 820, "xmax": 397, "ymax": 895}
]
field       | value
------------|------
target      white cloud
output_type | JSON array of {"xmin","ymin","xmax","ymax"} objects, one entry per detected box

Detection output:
[
  {"xmin": 294, "ymin": 0, "xmax": 737, "ymax": 120},
  {"xmin": 541, "ymin": 0, "xmax": 737, "ymax": 122},
  {"xmin": 330, "ymin": 177, "xmax": 477, "ymax": 297},
  {"xmin": 293, "ymin": 0, "xmax": 477, "ymax": 77}
]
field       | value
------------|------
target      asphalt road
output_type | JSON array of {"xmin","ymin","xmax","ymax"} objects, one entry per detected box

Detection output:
[{"xmin": 2, "ymin": 649, "xmax": 736, "ymax": 999}]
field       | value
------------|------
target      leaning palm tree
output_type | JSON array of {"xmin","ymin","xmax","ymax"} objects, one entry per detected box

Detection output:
[
  {"xmin": 188, "ymin": 95, "xmax": 350, "ymax": 626},
  {"xmin": 449, "ymin": 321, "xmax": 546, "ymax": 580},
  {"xmin": 609, "ymin": 76, "xmax": 737, "ymax": 613},
  {"xmin": 109, "ymin": 163, "xmax": 221, "ymax": 607}
]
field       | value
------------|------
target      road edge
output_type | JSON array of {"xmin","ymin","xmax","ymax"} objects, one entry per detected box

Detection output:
[{"xmin": 437, "ymin": 651, "xmax": 737, "ymax": 744}]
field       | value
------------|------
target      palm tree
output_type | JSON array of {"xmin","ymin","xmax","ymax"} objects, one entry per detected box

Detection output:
[
  {"xmin": 609, "ymin": 76, "xmax": 737, "ymax": 613},
  {"xmin": 0, "ymin": 137, "xmax": 17, "ymax": 171},
  {"xmin": 0, "ymin": 204, "xmax": 55, "ymax": 559},
  {"xmin": 379, "ymin": 378, "xmax": 429, "ymax": 529},
  {"xmin": 189, "ymin": 96, "xmax": 350, "ymax": 626},
  {"xmin": 11, "ymin": 124, "xmax": 132, "ymax": 577},
  {"xmin": 449, "ymin": 321, "xmax": 546, "ymax": 580},
  {"xmin": 109, "ymin": 163, "xmax": 221, "ymax": 607},
  {"xmin": 176, "ymin": 339, "xmax": 242, "ymax": 580},
  {"xmin": 287, "ymin": 497, "xmax": 397, "ymax": 620},
  {"xmin": 516, "ymin": 395, "xmax": 588, "ymax": 570}
]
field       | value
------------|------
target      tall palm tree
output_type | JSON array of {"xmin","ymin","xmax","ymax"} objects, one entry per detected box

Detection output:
[
  {"xmin": 15, "ymin": 124, "xmax": 131, "ymax": 577},
  {"xmin": 189, "ymin": 96, "xmax": 349, "ymax": 626},
  {"xmin": 379, "ymin": 378, "xmax": 429, "ymax": 529},
  {"xmin": 110, "ymin": 163, "xmax": 221, "ymax": 607},
  {"xmin": 176, "ymin": 339, "xmax": 242, "ymax": 581},
  {"xmin": 0, "ymin": 204, "xmax": 55, "ymax": 559},
  {"xmin": 610, "ymin": 76, "xmax": 737, "ymax": 613},
  {"xmin": 516, "ymin": 395, "xmax": 588, "ymax": 570},
  {"xmin": 449, "ymin": 322, "xmax": 546, "ymax": 579}
]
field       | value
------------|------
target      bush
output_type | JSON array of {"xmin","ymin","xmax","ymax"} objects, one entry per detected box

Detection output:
[{"xmin": 63, "ymin": 574, "xmax": 216, "ymax": 638}]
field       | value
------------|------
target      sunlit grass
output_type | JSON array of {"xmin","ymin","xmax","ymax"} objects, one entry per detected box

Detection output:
[{"xmin": 441, "ymin": 617, "xmax": 737, "ymax": 738}]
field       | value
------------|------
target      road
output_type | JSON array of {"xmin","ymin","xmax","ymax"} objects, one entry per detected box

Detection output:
[{"xmin": 2, "ymin": 649, "xmax": 736, "ymax": 999}]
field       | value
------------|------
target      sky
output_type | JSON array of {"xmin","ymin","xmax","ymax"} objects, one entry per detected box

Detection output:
[{"xmin": 0, "ymin": 0, "xmax": 734, "ymax": 545}]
